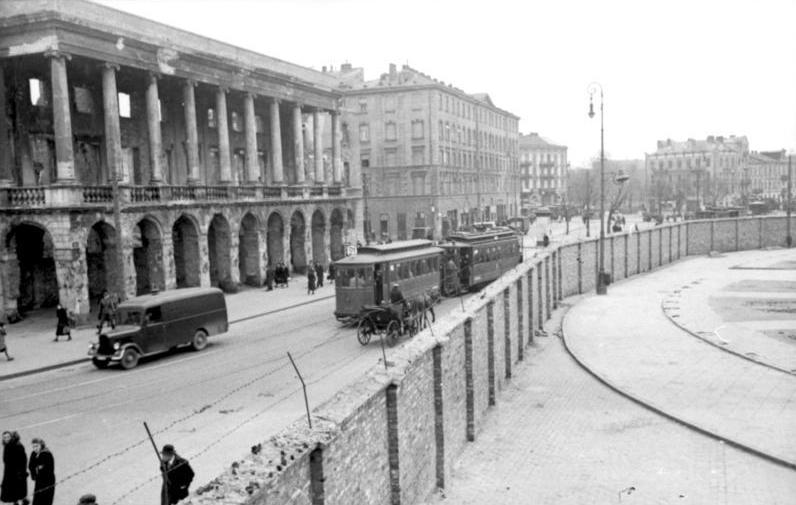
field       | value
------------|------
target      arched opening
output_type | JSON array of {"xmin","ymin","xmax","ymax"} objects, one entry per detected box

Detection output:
[
  {"xmin": 311, "ymin": 209, "xmax": 326, "ymax": 266},
  {"xmin": 266, "ymin": 212, "xmax": 284, "ymax": 267},
  {"xmin": 330, "ymin": 208, "xmax": 345, "ymax": 261},
  {"xmin": 133, "ymin": 218, "xmax": 164, "ymax": 295},
  {"xmin": 86, "ymin": 222, "xmax": 120, "ymax": 304},
  {"xmin": 5, "ymin": 223, "xmax": 58, "ymax": 314},
  {"xmin": 172, "ymin": 215, "xmax": 200, "ymax": 288},
  {"xmin": 208, "ymin": 214, "xmax": 232, "ymax": 287},
  {"xmin": 239, "ymin": 212, "xmax": 261, "ymax": 286},
  {"xmin": 290, "ymin": 210, "xmax": 307, "ymax": 274}
]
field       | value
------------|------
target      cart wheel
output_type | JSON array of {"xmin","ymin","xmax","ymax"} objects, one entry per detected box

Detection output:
[
  {"xmin": 357, "ymin": 317, "xmax": 374, "ymax": 345},
  {"xmin": 386, "ymin": 320, "xmax": 401, "ymax": 346}
]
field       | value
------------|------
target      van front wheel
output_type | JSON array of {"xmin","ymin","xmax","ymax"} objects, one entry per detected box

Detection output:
[
  {"xmin": 191, "ymin": 329, "xmax": 208, "ymax": 351},
  {"xmin": 120, "ymin": 348, "xmax": 139, "ymax": 370}
]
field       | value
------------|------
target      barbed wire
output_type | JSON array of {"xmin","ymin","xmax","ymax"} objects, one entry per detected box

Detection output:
[
  {"xmin": 24, "ymin": 318, "xmax": 350, "ymax": 498},
  {"xmin": 111, "ymin": 346, "xmax": 368, "ymax": 505}
]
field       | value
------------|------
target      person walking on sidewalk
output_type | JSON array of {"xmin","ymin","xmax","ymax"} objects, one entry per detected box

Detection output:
[
  {"xmin": 307, "ymin": 266, "xmax": 316, "ymax": 295},
  {"xmin": 28, "ymin": 438, "xmax": 54, "ymax": 505},
  {"xmin": 54, "ymin": 304, "xmax": 71, "ymax": 342},
  {"xmin": 97, "ymin": 291, "xmax": 116, "ymax": 333},
  {"xmin": 0, "ymin": 322, "xmax": 12, "ymax": 361},
  {"xmin": 1, "ymin": 431, "xmax": 28, "ymax": 505},
  {"xmin": 159, "ymin": 444, "xmax": 194, "ymax": 505},
  {"xmin": 314, "ymin": 262, "xmax": 324, "ymax": 288}
]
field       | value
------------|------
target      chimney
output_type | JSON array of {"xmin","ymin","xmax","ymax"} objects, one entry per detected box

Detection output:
[
  {"xmin": 389, "ymin": 63, "xmax": 397, "ymax": 77},
  {"xmin": 657, "ymin": 140, "xmax": 664, "ymax": 149},
  {"xmin": 322, "ymin": 66, "xmax": 327, "ymax": 73},
  {"xmin": 341, "ymin": 63, "xmax": 352, "ymax": 72},
  {"xmin": 717, "ymin": 136, "xmax": 724, "ymax": 143},
  {"xmin": 707, "ymin": 135, "xmax": 714, "ymax": 142}
]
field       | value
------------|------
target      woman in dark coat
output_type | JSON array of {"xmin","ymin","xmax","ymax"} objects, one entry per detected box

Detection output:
[
  {"xmin": 54, "ymin": 304, "xmax": 71, "ymax": 342},
  {"xmin": 28, "ymin": 438, "xmax": 54, "ymax": 505},
  {"xmin": 1, "ymin": 431, "xmax": 28, "ymax": 505}
]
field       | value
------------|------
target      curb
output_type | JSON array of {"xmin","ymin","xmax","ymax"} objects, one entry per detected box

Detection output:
[
  {"xmin": 659, "ymin": 295, "xmax": 796, "ymax": 376},
  {"xmin": 559, "ymin": 306, "xmax": 796, "ymax": 472},
  {"xmin": 0, "ymin": 294, "xmax": 336, "ymax": 383}
]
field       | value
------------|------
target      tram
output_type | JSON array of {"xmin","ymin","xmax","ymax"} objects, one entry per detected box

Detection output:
[
  {"xmin": 439, "ymin": 228, "xmax": 523, "ymax": 295},
  {"xmin": 333, "ymin": 240, "xmax": 443, "ymax": 322}
]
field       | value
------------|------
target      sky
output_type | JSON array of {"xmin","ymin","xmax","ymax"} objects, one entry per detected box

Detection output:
[{"xmin": 95, "ymin": 0, "xmax": 796, "ymax": 167}]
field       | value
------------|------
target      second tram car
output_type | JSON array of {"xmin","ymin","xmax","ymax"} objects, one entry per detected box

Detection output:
[{"xmin": 439, "ymin": 228, "xmax": 523, "ymax": 295}]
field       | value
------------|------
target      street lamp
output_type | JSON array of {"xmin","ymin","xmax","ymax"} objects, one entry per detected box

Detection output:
[{"xmin": 588, "ymin": 82, "xmax": 607, "ymax": 295}]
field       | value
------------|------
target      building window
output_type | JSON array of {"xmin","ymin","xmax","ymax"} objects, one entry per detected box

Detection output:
[
  {"xmin": 208, "ymin": 108, "xmax": 216, "ymax": 128},
  {"xmin": 385, "ymin": 122, "xmax": 397, "ymax": 141},
  {"xmin": 411, "ymin": 119, "xmax": 424, "ymax": 139},
  {"xmin": 385, "ymin": 148, "xmax": 397, "ymax": 167},
  {"xmin": 73, "ymin": 86, "xmax": 94, "ymax": 114},
  {"xmin": 118, "ymin": 92, "xmax": 131, "ymax": 118},
  {"xmin": 29, "ymin": 78, "xmax": 49, "ymax": 106},
  {"xmin": 412, "ymin": 146, "xmax": 425, "ymax": 165},
  {"xmin": 231, "ymin": 111, "xmax": 242, "ymax": 132},
  {"xmin": 359, "ymin": 101, "xmax": 367, "ymax": 113},
  {"xmin": 359, "ymin": 123, "xmax": 370, "ymax": 142}
]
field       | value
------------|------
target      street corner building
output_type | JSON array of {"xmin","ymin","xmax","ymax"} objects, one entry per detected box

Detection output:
[
  {"xmin": 0, "ymin": 0, "xmax": 363, "ymax": 322},
  {"xmin": 325, "ymin": 62, "xmax": 522, "ymax": 242}
]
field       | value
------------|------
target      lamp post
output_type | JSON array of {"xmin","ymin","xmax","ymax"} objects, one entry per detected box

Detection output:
[
  {"xmin": 588, "ymin": 82, "xmax": 607, "ymax": 295},
  {"xmin": 787, "ymin": 154, "xmax": 792, "ymax": 248}
]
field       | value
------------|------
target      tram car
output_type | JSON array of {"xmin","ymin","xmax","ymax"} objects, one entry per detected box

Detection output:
[
  {"xmin": 333, "ymin": 240, "xmax": 444, "ymax": 322},
  {"xmin": 439, "ymin": 228, "xmax": 523, "ymax": 295},
  {"xmin": 332, "ymin": 228, "xmax": 523, "ymax": 323}
]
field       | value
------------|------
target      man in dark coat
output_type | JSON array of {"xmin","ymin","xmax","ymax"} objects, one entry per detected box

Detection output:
[
  {"xmin": 264, "ymin": 265, "xmax": 274, "ymax": 291},
  {"xmin": 160, "ymin": 444, "xmax": 194, "ymax": 505},
  {"xmin": 314, "ymin": 262, "xmax": 324, "ymax": 288},
  {"xmin": 1, "ymin": 431, "xmax": 27, "ymax": 505},
  {"xmin": 28, "ymin": 438, "xmax": 54, "ymax": 505}
]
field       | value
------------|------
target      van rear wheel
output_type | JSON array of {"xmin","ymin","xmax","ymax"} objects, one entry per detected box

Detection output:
[
  {"xmin": 191, "ymin": 329, "xmax": 208, "ymax": 351},
  {"xmin": 120, "ymin": 348, "xmax": 139, "ymax": 370}
]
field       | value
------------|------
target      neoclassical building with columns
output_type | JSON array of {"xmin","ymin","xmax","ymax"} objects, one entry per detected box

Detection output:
[{"xmin": 0, "ymin": 1, "xmax": 361, "ymax": 321}]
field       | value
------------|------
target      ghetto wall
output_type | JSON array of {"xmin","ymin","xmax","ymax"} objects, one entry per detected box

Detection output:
[{"xmin": 187, "ymin": 215, "xmax": 794, "ymax": 505}]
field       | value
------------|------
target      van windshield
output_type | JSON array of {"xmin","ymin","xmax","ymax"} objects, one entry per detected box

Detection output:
[{"xmin": 117, "ymin": 309, "xmax": 142, "ymax": 326}]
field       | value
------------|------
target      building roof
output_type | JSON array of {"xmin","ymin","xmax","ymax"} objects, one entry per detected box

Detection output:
[
  {"xmin": 519, "ymin": 132, "xmax": 566, "ymax": 150},
  {"xmin": 0, "ymin": 0, "xmax": 341, "ymax": 94},
  {"xmin": 330, "ymin": 63, "xmax": 519, "ymax": 119},
  {"xmin": 650, "ymin": 135, "xmax": 748, "ymax": 155}
]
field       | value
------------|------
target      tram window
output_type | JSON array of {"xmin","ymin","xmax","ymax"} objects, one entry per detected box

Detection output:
[
  {"xmin": 432, "ymin": 257, "xmax": 439, "ymax": 270},
  {"xmin": 418, "ymin": 259, "xmax": 428, "ymax": 275},
  {"xmin": 356, "ymin": 268, "xmax": 367, "ymax": 287},
  {"xmin": 338, "ymin": 268, "xmax": 352, "ymax": 287}
]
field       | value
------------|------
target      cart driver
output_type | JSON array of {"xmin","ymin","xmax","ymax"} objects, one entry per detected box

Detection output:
[{"xmin": 389, "ymin": 283, "xmax": 408, "ymax": 316}]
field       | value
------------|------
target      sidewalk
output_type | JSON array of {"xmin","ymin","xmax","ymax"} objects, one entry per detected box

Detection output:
[
  {"xmin": 562, "ymin": 248, "xmax": 796, "ymax": 467},
  {"xmin": 0, "ymin": 274, "xmax": 334, "ymax": 381}
]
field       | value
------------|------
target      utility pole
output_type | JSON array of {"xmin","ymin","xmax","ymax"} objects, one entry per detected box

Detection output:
[
  {"xmin": 585, "ymin": 168, "xmax": 591, "ymax": 238},
  {"xmin": 787, "ymin": 154, "xmax": 792, "ymax": 247}
]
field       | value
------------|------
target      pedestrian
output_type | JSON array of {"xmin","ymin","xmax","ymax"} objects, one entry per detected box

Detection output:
[
  {"xmin": 96, "ymin": 291, "xmax": 116, "ymax": 333},
  {"xmin": 28, "ymin": 438, "xmax": 54, "ymax": 505},
  {"xmin": 0, "ymin": 322, "xmax": 13, "ymax": 361},
  {"xmin": 76, "ymin": 494, "xmax": 97, "ymax": 505},
  {"xmin": 159, "ymin": 444, "xmax": 194, "ymax": 505},
  {"xmin": 54, "ymin": 304, "xmax": 71, "ymax": 342},
  {"xmin": 264, "ymin": 265, "xmax": 274, "ymax": 291},
  {"xmin": 1, "ymin": 431, "xmax": 27, "ymax": 505},
  {"xmin": 307, "ymin": 267, "xmax": 316, "ymax": 295},
  {"xmin": 542, "ymin": 234, "xmax": 550, "ymax": 247},
  {"xmin": 314, "ymin": 262, "xmax": 324, "ymax": 288},
  {"xmin": 327, "ymin": 263, "xmax": 336, "ymax": 282}
]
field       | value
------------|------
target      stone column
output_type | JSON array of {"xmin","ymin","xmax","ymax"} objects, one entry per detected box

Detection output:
[
  {"xmin": 47, "ymin": 51, "xmax": 76, "ymax": 182},
  {"xmin": 270, "ymin": 98, "xmax": 284, "ymax": 184},
  {"xmin": 216, "ymin": 87, "xmax": 232, "ymax": 183},
  {"xmin": 183, "ymin": 80, "xmax": 200, "ymax": 184},
  {"xmin": 161, "ymin": 232, "xmax": 177, "ymax": 290},
  {"xmin": 293, "ymin": 103, "xmax": 305, "ymax": 184},
  {"xmin": 313, "ymin": 110, "xmax": 323, "ymax": 183},
  {"xmin": 331, "ymin": 111, "xmax": 342, "ymax": 184},
  {"xmin": 244, "ymin": 92, "xmax": 259, "ymax": 184},
  {"xmin": 145, "ymin": 73, "xmax": 164, "ymax": 184},
  {"xmin": 101, "ymin": 63, "xmax": 123, "ymax": 183},
  {"xmin": 0, "ymin": 64, "xmax": 12, "ymax": 185}
]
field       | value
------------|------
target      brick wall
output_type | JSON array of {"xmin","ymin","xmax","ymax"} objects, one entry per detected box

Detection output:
[{"xmin": 189, "ymin": 216, "xmax": 794, "ymax": 505}]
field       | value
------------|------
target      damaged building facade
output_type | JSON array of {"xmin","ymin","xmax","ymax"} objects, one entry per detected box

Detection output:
[{"xmin": 0, "ymin": 1, "xmax": 361, "ymax": 320}]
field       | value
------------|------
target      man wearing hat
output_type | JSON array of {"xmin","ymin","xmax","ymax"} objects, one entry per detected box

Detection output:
[{"xmin": 159, "ymin": 444, "xmax": 194, "ymax": 505}]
